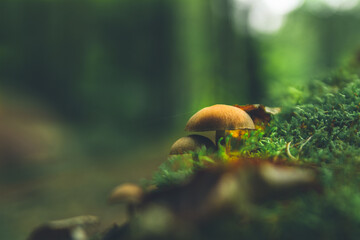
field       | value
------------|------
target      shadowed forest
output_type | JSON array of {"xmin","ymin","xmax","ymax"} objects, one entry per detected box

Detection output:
[{"xmin": 1, "ymin": 0, "xmax": 360, "ymax": 239}]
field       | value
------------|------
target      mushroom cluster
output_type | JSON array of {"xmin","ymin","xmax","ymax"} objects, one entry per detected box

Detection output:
[
  {"xmin": 169, "ymin": 104, "xmax": 256, "ymax": 157},
  {"xmin": 107, "ymin": 105, "xmax": 259, "ymax": 225}
]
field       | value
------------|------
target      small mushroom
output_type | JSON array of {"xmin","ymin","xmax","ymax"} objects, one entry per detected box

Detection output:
[
  {"xmin": 169, "ymin": 135, "xmax": 215, "ymax": 155},
  {"xmin": 108, "ymin": 183, "xmax": 144, "ymax": 217},
  {"xmin": 27, "ymin": 215, "xmax": 98, "ymax": 240},
  {"xmin": 185, "ymin": 104, "xmax": 255, "ymax": 145},
  {"xmin": 169, "ymin": 134, "xmax": 216, "ymax": 164},
  {"xmin": 236, "ymin": 162, "xmax": 320, "ymax": 204}
]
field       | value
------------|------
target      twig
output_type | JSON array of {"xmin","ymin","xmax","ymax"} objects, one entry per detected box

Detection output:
[
  {"xmin": 286, "ymin": 142, "xmax": 298, "ymax": 161},
  {"xmin": 299, "ymin": 136, "xmax": 312, "ymax": 152}
]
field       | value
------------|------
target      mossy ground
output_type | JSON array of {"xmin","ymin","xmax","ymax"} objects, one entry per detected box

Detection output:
[{"xmin": 147, "ymin": 69, "xmax": 360, "ymax": 239}]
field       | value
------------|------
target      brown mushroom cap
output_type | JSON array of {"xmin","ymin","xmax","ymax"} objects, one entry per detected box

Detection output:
[
  {"xmin": 109, "ymin": 183, "xmax": 144, "ymax": 204},
  {"xmin": 185, "ymin": 104, "xmax": 255, "ymax": 132},
  {"xmin": 169, "ymin": 135, "xmax": 215, "ymax": 155}
]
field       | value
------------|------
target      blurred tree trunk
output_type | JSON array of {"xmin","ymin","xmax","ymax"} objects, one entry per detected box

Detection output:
[
  {"xmin": 173, "ymin": 0, "xmax": 215, "ymax": 117},
  {"xmin": 242, "ymin": 10, "xmax": 263, "ymax": 104},
  {"xmin": 216, "ymin": 0, "xmax": 237, "ymax": 102},
  {"xmin": 213, "ymin": 0, "xmax": 263, "ymax": 104}
]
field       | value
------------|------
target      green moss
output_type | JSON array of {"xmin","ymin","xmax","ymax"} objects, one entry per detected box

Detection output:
[
  {"xmin": 151, "ymin": 154, "xmax": 194, "ymax": 188},
  {"xmin": 151, "ymin": 71, "xmax": 360, "ymax": 184}
]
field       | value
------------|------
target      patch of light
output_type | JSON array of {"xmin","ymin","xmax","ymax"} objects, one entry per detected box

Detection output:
[
  {"xmin": 248, "ymin": 2, "xmax": 284, "ymax": 34},
  {"xmin": 321, "ymin": 0, "xmax": 359, "ymax": 11},
  {"xmin": 263, "ymin": 0, "xmax": 304, "ymax": 15}
]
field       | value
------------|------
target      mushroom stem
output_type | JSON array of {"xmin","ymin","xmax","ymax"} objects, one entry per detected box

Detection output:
[
  {"xmin": 193, "ymin": 152, "xmax": 199, "ymax": 163},
  {"xmin": 215, "ymin": 130, "xmax": 226, "ymax": 146},
  {"xmin": 127, "ymin": 203, "xmax": 137, "ymax": 217}
]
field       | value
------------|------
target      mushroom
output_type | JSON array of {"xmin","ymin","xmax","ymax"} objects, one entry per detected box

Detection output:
[
  {"xmin": 28, "ymin": 215, "xmax": 99, "ymax": 240},
  {"xmin": 169, "ymin": 134, "xmax": 216, "ymax": 164},
  {"xmin": 236, "ymin": 162, "xmax": 320, "ymax": 203},
  {"xmin": 185, "ymin": 104, "xmax": 255, "ymax": 146},
  {"xmin": 169, "ymin": 135, "xmax": 215, "ymax": 155},
  {"xmin": 108, "ymin": 183, "xmax": 144, "ymax": 217}
]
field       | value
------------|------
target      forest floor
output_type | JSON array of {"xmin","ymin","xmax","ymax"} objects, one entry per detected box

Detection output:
[{"xmin": 0, "ymin": 140, "xmax": 170, "ymax": 240}]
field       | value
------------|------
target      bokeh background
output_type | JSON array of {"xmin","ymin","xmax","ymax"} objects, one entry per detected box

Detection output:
[{"xmin": 1, "ymin": 0, "xmax": 360, "ymax": 239}]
